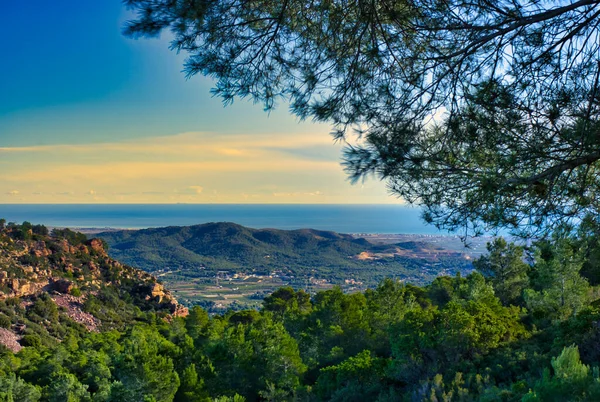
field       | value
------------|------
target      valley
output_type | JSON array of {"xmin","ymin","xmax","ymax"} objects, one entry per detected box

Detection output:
[{"xmin": 97, "ymin": 222, "xmax": 478, "ymax": 312}]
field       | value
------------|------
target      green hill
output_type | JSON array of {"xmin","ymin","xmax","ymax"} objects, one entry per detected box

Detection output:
[{"xmin": 98, "ymin": 222, "xmax": 472, "ymax": 287}]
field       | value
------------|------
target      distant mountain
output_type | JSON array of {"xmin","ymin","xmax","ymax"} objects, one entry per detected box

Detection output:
[{"xmin": 98, "ymin": 222, "xmax": 471, "ymax": 285}]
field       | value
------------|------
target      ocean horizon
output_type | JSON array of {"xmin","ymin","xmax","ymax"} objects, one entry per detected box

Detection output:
[{"xmin": 0, "ymin": 204, "xmax": 447, "ymax": 235}]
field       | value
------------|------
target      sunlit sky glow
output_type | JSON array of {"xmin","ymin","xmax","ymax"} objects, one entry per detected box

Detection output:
[{"xmin": 0, "ymin": 1, "xmax": 394, "ymax": 204}]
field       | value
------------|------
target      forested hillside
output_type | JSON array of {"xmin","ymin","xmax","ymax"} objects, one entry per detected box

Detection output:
[
  {"xmin": 97, "ymin": 222, "xmax": 471, "ymax": 286},
  {"xmin": 3, "ymin": 220, "xmax": 600, "ymax": 400}
]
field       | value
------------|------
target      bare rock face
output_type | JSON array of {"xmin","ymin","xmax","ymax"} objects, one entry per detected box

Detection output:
[
  {"xmin": 171, "ymin": 303, "xmax": 189, "ymax": 318},
  {"xmin": 8, "ymin": 279, "xmax": 47, "ymax": 298},
  {"xmin": 87, "ymin": 239, "xmax": 107, "ymax": 256},
  {"xmin": 31, "ymin": 241, "xmax": 50, "ymax": 257},
  {"xmin": 57, "ymin": 239, "xmax": 71, "ymax": 253},
  {"xmin": 150, "ymin": 283, "xmax": 166, "ymax": 302},
  {"xmin": 52, "ymin": 279, "xmax": 74, "ymax": 294}
]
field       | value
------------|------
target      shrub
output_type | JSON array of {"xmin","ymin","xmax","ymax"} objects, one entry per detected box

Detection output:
[
  {"xmin": 21, "ymin": 334, "xmax": 42, "ymax": 348},
  {"xmin": 0, "ymin": 313, "xmax": 11, "ymax": 329}
]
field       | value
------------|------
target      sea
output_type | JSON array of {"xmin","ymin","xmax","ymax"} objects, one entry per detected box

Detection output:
[{"xmin": 0, "ymin": 204, "xmax": 445, "ymax": 235}]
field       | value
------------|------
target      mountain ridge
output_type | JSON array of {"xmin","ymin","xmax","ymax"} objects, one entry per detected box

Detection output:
[
  {"xmin": 0, "ymin": 221, "xmax": 187, "ymax": 352},
  {"xmin": 97, "ymin": 222, "xmax": 472, "ymax": 296}
]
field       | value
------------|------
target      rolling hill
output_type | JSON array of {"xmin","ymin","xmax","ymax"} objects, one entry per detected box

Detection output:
[{"xmin": 98, "ymin": 222, "xmax": 472, "ymax": 286}]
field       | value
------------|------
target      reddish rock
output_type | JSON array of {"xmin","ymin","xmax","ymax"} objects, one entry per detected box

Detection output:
[
  {"xmin": 172, "ymin": 304, "xmax": 189, "ymax": 318},
  {"xmin": 7, "ymin": 279, "xmax": 46, "ymax": 298},
  {"xmin": 88, "ymin": 261, "xmax": 99, "ymax": 272},
  {"xmin": 87, "ymin": 239, "xmax": 107, "ymax": 255},
  {"xmin": 31, "ymin": 241, "xmax": 50, "ymax": 257}
]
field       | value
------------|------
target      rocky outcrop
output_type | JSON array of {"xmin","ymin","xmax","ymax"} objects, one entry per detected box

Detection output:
[
  {"xmin": 0, "ymin": 227, "xmax": 187, "ymax": 325},
  {"xmin": 9, "ymin": 278, "xmax": 48, "ymax": 298},
  {"xmin": 52, "ymin": 279, "xmax": 74, "ymax": 294},
  {"xmin": 171, "ymin": 303, "xmax": 189, "ymax": 318},
  {"xmin": 31, "ymin": 241, "xmax": 51, "ymax": 257},
  {"xmin": 149, "ymin": 282, "xmax": 167, "ymax": 302},
  {"xmin": 87, "ymin": 238, "xmax": 107, "ymax": 256},
  {"xmin": 142, "ymin": 282, "xmax": 189, "ymax": 317}
]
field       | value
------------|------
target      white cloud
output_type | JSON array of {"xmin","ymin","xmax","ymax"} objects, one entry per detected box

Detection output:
[{"xmin": 0, "ymin": 131, "xmax": 395, "ymax": 204}]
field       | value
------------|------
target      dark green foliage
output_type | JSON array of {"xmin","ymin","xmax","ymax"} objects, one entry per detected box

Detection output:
[
  {"xmin": 50, "ymin": 228, "xmax": 87, "ymax": 246},
  {"xmin": 227, "ymin": 310, "xmax": 261, "ymax": 326},
  {"xmin": 0, "ymin": 314, "xmax": 11, "ymax": 329},
  {"xmin": 523, "ymin": 345, "xmax": 600, "ymax": 401},
  {"xmin": 315, "ymin": 350, "xmax": 387, "ymax": 401},
  {"xmin": 112, "ymin": 326, "xmax": 181, "ymax": 401},
  {"xmin": 0, "ymin": 373, "xmax": 41, "ymax": 402},
  {"xmin": 262, "ymin": 286, "xmax": 311, "ymax": 317},
  {"xmin": 83, "ymin": 286, "xmax": 145, "ymax": 329},
  {"xmin": 31, "ymin": 225, "xmax": 48, "ymax": 237},
  {"xmin": 20, "ymin": 335, "xmax": 42, "ymax": 348},
  {"xmin": 29, "ymin": 294, "xmax": 59, "ymax": 323},
  {"xmin": 525, "ymin": 237, "xmax": 590, "ymax": 323},
  {"xmin": 474, "ymin": 238, "xmax": 529, "ymax": 306}
]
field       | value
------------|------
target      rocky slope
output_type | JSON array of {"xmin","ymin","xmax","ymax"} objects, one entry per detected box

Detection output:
[{"xmin": 0, "ymin": 222, "xmax": 187, "ymax": 352}]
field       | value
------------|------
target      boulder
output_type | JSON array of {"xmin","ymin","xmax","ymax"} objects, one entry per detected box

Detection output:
[
  {"xmin": 150, "ymin": 283, "xmax": 166, "ymax": 302},
  {"xmin": 87, "ymin": 239, "xmax": 107, "ymax": 256},
  {"xmin": 53, "ymin": 279, "xmax": 74, "ymax": 294}
]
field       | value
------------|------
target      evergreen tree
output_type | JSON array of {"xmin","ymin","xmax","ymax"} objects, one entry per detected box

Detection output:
[
  {"xmin": 124, "ymin": 0, "xmax": 600, "ymax": 236},
  {"xmin": 525, "ymin": 239, "xmax": 590, "ymax": 322},
  {"xmin": 474, "ymin": 238, "xmax": 529, "ymax": 306}
]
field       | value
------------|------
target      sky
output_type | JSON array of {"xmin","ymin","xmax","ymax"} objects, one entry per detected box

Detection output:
[{"xmin": 0, "ymin": 1, "xmax": 394, "ymax": 204}]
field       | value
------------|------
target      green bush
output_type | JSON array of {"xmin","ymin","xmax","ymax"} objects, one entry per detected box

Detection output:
[
  {"xmin": 70, "ymin": 287, "xmax": 82, "ymax": 297},
  {"xmin": 21, "ymin": 334, "xmax": 42, "ymax": 348},
  {"xmin": 29, "ymin": 295, "xmax": 59, "ymax": 322},
  {"xmin": 0, "ymin": 313, "xmax": 11, "ymax": 329}
]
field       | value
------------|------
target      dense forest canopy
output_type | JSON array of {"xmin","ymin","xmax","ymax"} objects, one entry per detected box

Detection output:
[{"xmin": 124, "ymin": 0, "xmax": 600, "ymax": 236}]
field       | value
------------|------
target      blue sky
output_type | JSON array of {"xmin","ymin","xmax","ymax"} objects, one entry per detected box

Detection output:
[{"xmin": 0, "ymin": 1, "xmax": 393, "ymax": 203}]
